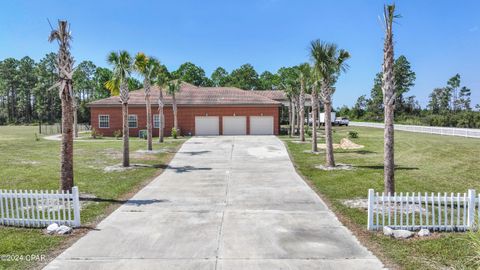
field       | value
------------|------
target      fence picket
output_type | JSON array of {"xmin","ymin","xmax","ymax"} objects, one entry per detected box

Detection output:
[
  {"xmin": 463, "ymin": 193, "xmax": 467, "ymax": 231},
  {"xmin": 400, "ymin": 192, "xmax": 404, "ymax": 229},
  {"xmin": 424, "ymin": 192, "xmax": 428, "ymax": 227},
  {"xmin": 418, "ymin": 193, "xmax": 423, "ymax": 228},
  {"xmin": 412, "ymin": 192, "xmax": 416, "ymax": 229},
  {"xmin": 382, "ymin": 192, "xmax": 385, "ymax": 227},
  {"xmin": 387, "ymin": 192, "xmax": 391, "ymax": 226},
  {"xmin": 376, "ymin": 192, "xmax": 379, "ymax": 228},
  {"xmin": 443, "ymin": 193, "xmax": 447, "ymax": 230},
  {"xmin": 0, "ymin": 190, "xmax": 3, "ymax": 226},
  {"xmin": 456, "ymin": 193, "xmax": 461, "ymax": 230},
  {"xmin": 450, "ymin": 193, "xmax": 454, "ymax": 231},
  {"xmin": 405, "ymin": 192, "xmax": 410, "ymax": 229}
]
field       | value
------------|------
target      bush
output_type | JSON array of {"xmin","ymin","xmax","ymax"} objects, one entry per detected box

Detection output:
[
  {"xmin": 171, "ymin": 127, "xmax": 178, "ymax": 139},
  {"xmin": 348, "ymin": 131, "xmax": 358, "ymax": 139},
  {"xmin": 91, "ymin": 128, "xmax": 103, "ymax": 139},
  {"xmin": 305, "ymin": 126, "xmax": 312, "ymax": 137},
  {"xmin": 113, "ymin": 130, "xmax": 122, "ymax": 140}
]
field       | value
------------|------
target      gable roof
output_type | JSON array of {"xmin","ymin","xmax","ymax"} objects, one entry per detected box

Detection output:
[
  {"xmin": 249, "ymin": 90, "xmax": 312, "ymax": 101},
  {"xmin": 88, "ymin": 82, "xmax": 281, "ymax": 107}
]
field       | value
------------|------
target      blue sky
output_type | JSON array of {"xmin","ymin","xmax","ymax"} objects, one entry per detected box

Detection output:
[{"xmin": 1, "ymin": 0, "xmax": 479, "ymax": 107}]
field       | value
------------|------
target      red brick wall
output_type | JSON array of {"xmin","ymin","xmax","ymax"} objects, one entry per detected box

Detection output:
[{"xmin": 90, "ymin": 105, "xmax": 280, "ymax": 137}]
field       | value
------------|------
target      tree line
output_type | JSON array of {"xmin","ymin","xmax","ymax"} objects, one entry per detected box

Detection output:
[
  {"xmin": 0, "ymin": 55, "xmax": 311, "ymax": 126},
  {"xmin": 336, "ymin": 56, "xmax": 479, "ymax": 128}
]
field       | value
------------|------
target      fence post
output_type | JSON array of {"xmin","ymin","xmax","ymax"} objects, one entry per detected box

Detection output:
[
  {"xmin": 72, "ymin": 186, "xmax": 81, "ymax": 227},
  {"xmin": 467, "ymin": 189, "xmax": 476, "ymax": 230},
  {"xmin": 368, "ymin": 189, "xmax": 375, "ymax": 230}
]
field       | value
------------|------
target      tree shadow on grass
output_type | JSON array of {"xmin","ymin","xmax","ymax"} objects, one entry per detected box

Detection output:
[
  {"xmin": 80, "ymin": 197, "xmax": 169, "ymax": 205},
  {"xmin": 355, "ymin": 165, "xmax": 419, "ymax": 170},
  {"xmin": 152, "ymin": 164, "xmax": 212, "ymax": 173},
  {"xmin": 178, "ymin": 150, "xmax": 211, "ymax": 156},
  {"xmin": 342, "ymin": 150, "xmax": 377, "ymax": 155}
]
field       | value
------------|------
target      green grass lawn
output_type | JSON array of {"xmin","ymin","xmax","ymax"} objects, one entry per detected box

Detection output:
[
  {"xmin": 0, "ymin": 126, "xmax": 185, "ymax": 270},
  {"xmin": 282, "ymin": 126, "xmax": 480, "ymax": 270}
]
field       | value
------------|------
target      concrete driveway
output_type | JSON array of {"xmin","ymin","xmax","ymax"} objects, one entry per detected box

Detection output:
[{"xmin": 45, "ymin": 136, "xmax": 383, "ymax": 270}]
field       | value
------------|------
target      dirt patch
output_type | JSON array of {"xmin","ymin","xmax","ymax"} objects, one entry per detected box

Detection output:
[
  {"xmin": 317, "ymin": 138, "xmax": 364, "ymax": 150},
  {"xmin": 342, "ymin": 198, "xmax": 427, "ymax": 215},
  {"xmin": 303, "ymin": 150, "xmax": 322, "ymax": 155},
  {"xmin": 101, "ymin": 148, "xmax": 122, "ymax": 159},
  {"xmin": 19, "ymin": 160, "xmax": 41, "ymax": 165},
  {"xmin": 103, "ymin": 163, "xmax": 155, "ymax": 173},
  {"xmin": 315, "ymin": 163, "xmax": 354, "ymax": 171},
  {"xmin": 132, "ymin": 149, "xmax": 176, "ymax": 160}
]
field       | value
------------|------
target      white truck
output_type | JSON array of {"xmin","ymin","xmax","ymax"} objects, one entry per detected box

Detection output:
[
  {"xmin": 319, "ymin": 112, "xmax": 336, "ymax": 125},
  {"xmin": 334, "ymin": 117, "xmax": 350, "ymax": 126}
]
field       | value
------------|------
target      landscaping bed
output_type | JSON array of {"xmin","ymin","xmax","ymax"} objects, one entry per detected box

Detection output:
[{"xmin": 282, "ymin": 126, "xmax": 480, "ymax": 269}]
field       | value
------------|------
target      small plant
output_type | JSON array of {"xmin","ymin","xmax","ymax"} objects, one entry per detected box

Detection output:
[
  {"xmin": 91, "ymin": 128, "xmax": 103, "ymax": 139},
  {"xmin": 348, "ymin": 131, "xmax": 358, "ymax": 139},
  {"xmin": 113, "ymin": 130, "xmax": 122, "ymax": 140},
  {"xmin": 171, "ymin": 127, "xmax": 178, "ymax": 139},
  {"xmin": 34, "ymin": 133, "xmax": 40, "ymax": 141},
  {"xmin": 305, "ymin": 126, "xmax": 312, "ymax": 137}
]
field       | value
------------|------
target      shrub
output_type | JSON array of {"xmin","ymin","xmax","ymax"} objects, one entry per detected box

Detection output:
[
  {"xmin": 305, "ymin": 126, "xmax": 312, "ymax": 137},
  {"xmin": 171, "ymin": 127, "xmax": 178, "ymax": 139},
  {"xmin": 113, "ymin": 130, "xmax": 122, "ymax": 140},
  {"xmin": 348, "ymin": 131, "xmax": 358, "ymax": 139},
  {"xmin": 91, "ymin": 128, "xmax": 103, "ymax": 139}
]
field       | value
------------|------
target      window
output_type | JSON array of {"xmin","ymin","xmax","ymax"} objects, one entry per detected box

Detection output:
[
  {"xmin": 128, "ymin": 115, "xmax": 138, "ymax": 128},
  {"xmin": 98, "ymin": 115, "xmax": 109, "ymax": 128},
  {"xmin": 153, "ymin": 114, "xmax": 164, "ymax": 128}
]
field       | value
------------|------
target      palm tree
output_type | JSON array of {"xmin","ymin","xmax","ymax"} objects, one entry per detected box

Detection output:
[
  {"xmin": 106, "ymin": 51, "xmax": 133, "ymax": 167},
  {"xmin": 155, "ymin": 65, "xmax": 170, "ymax": 142},
  {"xmin": 298, "ymin": 63, "xmax": 311, "ymax": 142},
  {"xmin": 48, "ymin": 20, "xmax": 74, "ymax": 191},
  {"xmin": 134, "ymin": 53, "xmax": 160, "ymax": 151},
  {"xmin": 382, "ymin": 4, "xmax": 398, "ymax": 194},
  {"xmin": 310, "ymin": 40, "xmax": 350, "ymax": 167},
  {"xmin": 167, "ymin": 80, "xmax": 181, "ymax": 134},
  {"xmin": 309, "ymin": 70, "xmax": 319, "ymax": 152}
]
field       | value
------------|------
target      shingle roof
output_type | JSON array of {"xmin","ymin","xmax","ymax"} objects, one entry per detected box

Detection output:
[
  {"xmin": 250, "ymin": 90, "xmax": 312, "ymax": 101},
  {"xmin": 88, "ymin": 82, "xmax": 281, "ymax": 107}
]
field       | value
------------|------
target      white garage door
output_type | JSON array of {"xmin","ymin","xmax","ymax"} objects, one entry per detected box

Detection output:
[
  {"xmin": 195, "ymin": 116, "xmax": 219, "ymax": 136},
  {"xmin": 250, "ymin": 116, "xmax": 274, "ymax": 135},
  {"xmin": 223, "ymin": 116, "xmax": 247, "ymax": 135}
]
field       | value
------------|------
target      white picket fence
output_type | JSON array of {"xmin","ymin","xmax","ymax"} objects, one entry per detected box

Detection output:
[
  {"xmin": 350, "ymin": 122, "xmax": 480, "ymax": 138},
  {"xmin": 367, "ymin": 189, "xmax": 480, "ymax": 231},
  {"xmin": 0, "ymin": 187, "xmax": 81, "ymax": 228}
]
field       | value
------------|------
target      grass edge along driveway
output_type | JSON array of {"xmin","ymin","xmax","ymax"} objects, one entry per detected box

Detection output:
[{"xmin": 281, "ymin": 126, "xmax": 480, "ymax": 270}]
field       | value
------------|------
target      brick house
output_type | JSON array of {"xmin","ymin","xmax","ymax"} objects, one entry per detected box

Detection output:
[{"xmin": 88, "ymin": 83, "xmax": 281, "ymax": 137}]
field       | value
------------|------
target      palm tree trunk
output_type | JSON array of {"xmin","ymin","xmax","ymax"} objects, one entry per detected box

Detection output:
[
  {"xmin": 288, "ymin": 98, "xmax": 292, "ymax": 137},
  {"xmin": 296, "ymin": 98, "xmax": 301, "ymax": 135},
  {"xmin": 60, "ymin": 94, "xmax": 74, "ymax": 191},
  {"xmin": 122, "ymin": 102, "xmax": 130, "ymax": 167},
  {"xmin": 383, "ymin": 4, "xmax": 396, "ymax": 194},
  {"xmin": 300, "ymin": 85, "xmax": 305, "ymax": 141},
  {"xmin": 384, "ymin": 104, "xmax": 395, "ymax": 193},
  {"xmin": 146, "ymin": 94, "xmax": 152, "ymax": 151},
  {"xmin": 311, "ymin": 90, "xmax": 318, "ymax": 152},
  {"xmin": 159, "ymin": 104, "xmax": 164, "ymax": 142},
  {"xmin": 173, "ymin": 93, "xmax": 178, "ymax": 132},
  {"xmin": 324, "ymin": 98, "xmax": 335, "ymax": 167},
  {"xmin": 291, "ymin": 98, "xmax": 296, "ymax": 136}
]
